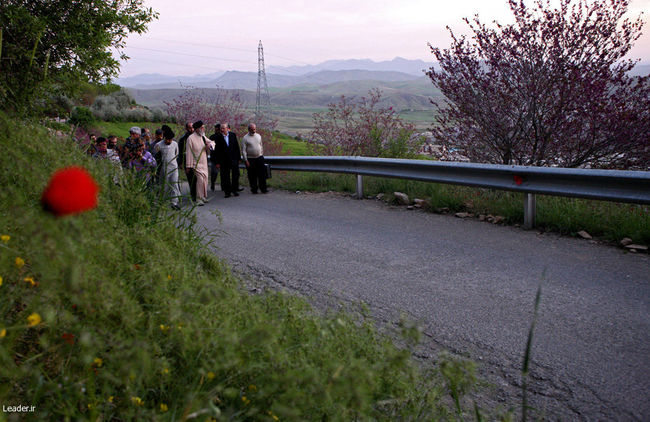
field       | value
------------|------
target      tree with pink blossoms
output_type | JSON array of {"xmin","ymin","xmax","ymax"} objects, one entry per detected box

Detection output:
[
  {"xmin": 309, "ymin": 89, "xmax": 417, "ymax": 157},
  {"xmin": 164, "ymin": 86, "xmax": 284, "ymax": 155},
  {"xmin": 164, "ymin": 87, "xmax": 248, "ymax": 130},
  {"xmin": 427, "ymin": 0, "xmax": 650, "ymax": 169}
]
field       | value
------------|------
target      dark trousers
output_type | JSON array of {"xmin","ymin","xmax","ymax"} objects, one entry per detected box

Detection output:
[
  {"xmin": 220, "ymin": 164, "xmax": 239, "ymax": 195},
  {"xmin": 186, "ymin": 168, "xmax": 197, "ymax": 202},
  {"xmin": 247, "ymin": 156, "xmax": 267, "ymax": 193},
  {"xmin": 210, "ymin": 161, "xmax": 219, "ymax": 190}
]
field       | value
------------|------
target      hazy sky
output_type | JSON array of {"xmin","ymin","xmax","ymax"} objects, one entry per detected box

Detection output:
[{"xmin": 116, "ymin": 0, "xmax": 650, "ymax": 77}]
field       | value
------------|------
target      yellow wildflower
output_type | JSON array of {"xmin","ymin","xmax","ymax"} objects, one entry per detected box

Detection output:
[
  {"xmin": 248, "ymin": 384, "xmax": 257, "ymax": 392},
  {"xmin": 108, "ymin": 396, "xmax": 114, "ymax": 403},
  {"xmin": 0, "ymin": 328, "xmax": 6, "ymax": 338},
  {"xmin": 0, "ymin": 275, "xmax": 3, "ymax": 287},
  {"xmin": 162, "ymin": 368, "xmax": 170, "ymax": 375},
  {"xmin": 241, "ymin": 396, "xmax": 250, "ymax": 405},
  {"xmin": 1, "ymin": 235, "xmax": 9, "ymax": 243},
  {"xmin": 87, "ymin": 403, "xmax": 94, "ymax": 410},
  {"xmin": 15, "ymin": 257, "xmax": 25, "ymax": 268},
  {"xmin": 24, "ymin": 277, "xmax": 36, "ymax": 286},
  {"xmin": 167, "ymin": 275, "xmax": 172, "ymax": 280},
  {"xmin": 206, "ymin": 372, "xmax": 215, "ymax": 380},
  {"xmin": 27, "ymin": 313, "xmax": 41, "ymax": 326},
  {"xmin": 131, "ymin": 396, "xmax": 144, "ymax": 406},
  {"xmin": 93, "ymin": 357, "xmax": 103, "ymax": 367},
  {"xmin": 160, "ymin": 403, "xmax": 168, "ymax": 412},
  {"xmin": 159, "ymin": 324, "xmax": 170, "ymax": 333}
]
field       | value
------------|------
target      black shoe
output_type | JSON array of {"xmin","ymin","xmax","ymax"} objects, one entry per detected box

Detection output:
[
  {"xmin": 210, "ymin": 185, "xmax": 215, "ymax": 191},
  {"xmin": 261, "ymin": 190, "xmax": 268, "ymax": 194},
  {"xmin": 251, "ymin": 190, "xmax": 258, "ymax": 194},
  {"xmin": 233, "ymin": 192, "xmax": 239, "ymax": 197},
  {"xmin": 224, "ymin": 193, "xmax": 231, "ymax": 198},
  {"xmin": 237, "ymin": 187, "xmax": 244, "ymax": 192}
]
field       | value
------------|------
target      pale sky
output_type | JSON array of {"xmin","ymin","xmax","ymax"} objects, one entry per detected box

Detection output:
[{"xmin": 116, "ymin": 0, "xmax": 650, "ymax": 77}]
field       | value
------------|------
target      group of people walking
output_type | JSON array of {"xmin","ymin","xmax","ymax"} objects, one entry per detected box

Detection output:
[
  {"xmin": 179, "ymin": 121, "xmax": 268, "ymax": 206},
  {"xmin": 91, "ymin": 121, "xmax": 268, "ymax": 209}
]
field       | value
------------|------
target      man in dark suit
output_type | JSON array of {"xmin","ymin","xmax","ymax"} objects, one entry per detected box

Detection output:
[
  {"xmin": 212, "ymin": 123, "xmax": 241, "ymax": 197},
  {"xmin": 208, "ymin": 123, "xmax": 220, "ymax": 191},
  {"xmin": 176, "ymin": 122, "xmax": 194, "ymax": 180}
]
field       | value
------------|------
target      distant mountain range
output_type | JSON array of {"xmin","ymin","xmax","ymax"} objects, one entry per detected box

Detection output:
[
  {"xmin": 115, "ymin": 57, "xmax": 433, "ymax": 90},
  {"xmin": 267, "ymin": 57, "xmax": 432, "ymax": 76},
  {"xmin": 118, "ymin": 57, "xmax": 649, "ymax": 114},
  {"xmin": 127, "ymin": 76, "xmax": 441, "ymax": 110},
  {"xmin": 116, "ymin": 57, "xmax": 649, "ymax": 90},
  {"xmin": 115, "ymin": 71, "xmax": 226, "ymax": 89}
]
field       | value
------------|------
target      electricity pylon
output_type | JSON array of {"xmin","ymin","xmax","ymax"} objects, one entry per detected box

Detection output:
[{"xmin": 256, "ymin": 40, "xmax": 271, "ymax": 119}]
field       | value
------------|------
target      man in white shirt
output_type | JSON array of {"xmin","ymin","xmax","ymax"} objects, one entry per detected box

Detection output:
[{"xmin": 241, "ymin": 123, "xmax": 268, "ymax": 194}]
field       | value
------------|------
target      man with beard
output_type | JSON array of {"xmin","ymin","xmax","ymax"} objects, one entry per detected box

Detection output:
[{"xmin": 185, "ymin": 120, "xmax": 214, "ymax": 205}]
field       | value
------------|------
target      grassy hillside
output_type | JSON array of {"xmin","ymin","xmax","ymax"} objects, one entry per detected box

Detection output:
[{"xmin": 0, "ymin": 113, "xmax": 469, "ymax": 420}]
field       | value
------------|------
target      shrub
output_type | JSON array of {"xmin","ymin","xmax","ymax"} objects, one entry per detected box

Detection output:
[{"xmin": 69, "ymin": 106, "xmax": 96, "ymax": 129}]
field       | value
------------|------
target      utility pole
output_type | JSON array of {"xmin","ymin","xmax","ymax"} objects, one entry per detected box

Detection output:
[{"xmin": 256, "ymin": 40, "xmax": 271, "ymax": 119}]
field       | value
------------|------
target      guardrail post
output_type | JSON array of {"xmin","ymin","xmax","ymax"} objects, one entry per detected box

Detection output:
[
  {"xmin": 356, "ymin": 174, "xmax": 363, "ymax": 199},
  {"xmin": 524, "ymin": 193, "xmax": 536, "ymax": 229}
]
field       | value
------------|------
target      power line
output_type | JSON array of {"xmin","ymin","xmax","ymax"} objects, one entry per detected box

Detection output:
[
  {"xmin": 118, "ymin": 41, "xmax": 346, "ymax": 87},
  {"xmin": 126, "ymin": 46, "xmax": 254, "ymax": 64},
  {"xmin": 137, "ymin": 36, "xmax": 316, "ymax": 66},
  {"xmin": 118, "ymin": 56, "xmax": 223, "ymax": 72}
]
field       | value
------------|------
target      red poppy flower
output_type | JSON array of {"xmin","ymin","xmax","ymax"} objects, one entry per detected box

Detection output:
[
  {"xmin": 41, "ymin": 167, "xmax": 99, "ymax": 216},
  {"xmin": 62, "ymin": 332, "xmax": 75, "ymax": 345},
  {"xmin": 513, "ymin": 175, "xmax": 524, "ymax": 186}
]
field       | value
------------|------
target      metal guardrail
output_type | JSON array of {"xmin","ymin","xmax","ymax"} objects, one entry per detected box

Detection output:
[{"xmin": 264, "ymin": 156, "xmax": 650, "ymax": 229}]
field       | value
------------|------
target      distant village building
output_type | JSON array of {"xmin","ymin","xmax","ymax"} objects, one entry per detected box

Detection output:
[{"xmin": 414, "ymin": 131, "xmax": 470, "ymax": 162}]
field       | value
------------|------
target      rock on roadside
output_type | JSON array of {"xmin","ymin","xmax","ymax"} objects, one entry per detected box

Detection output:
[
  {"xmin": 577, "ymin": 230, "xmax": 592, "ymax": 239},
  {"xmin": 394, "ymin": 192, "xmax": 410, "ymax": 205}
]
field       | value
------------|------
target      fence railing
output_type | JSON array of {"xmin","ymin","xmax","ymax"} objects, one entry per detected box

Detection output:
[{"xmin": 264, "ymin": 156, "xmax": 650, "ymax": 229}]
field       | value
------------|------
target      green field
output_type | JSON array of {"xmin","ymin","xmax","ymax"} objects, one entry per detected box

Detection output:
[
  {"xmin": 267, "ymin": 106, "xmax": 435, "ymax": 135},
  {"xmin": 93, "ymin": 121, "xmax": 182, "ymax": 138}
]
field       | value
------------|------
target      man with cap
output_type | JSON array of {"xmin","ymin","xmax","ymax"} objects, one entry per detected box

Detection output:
[
  {"xmin": 185, "ymin": 120, "xmax": 215, "ymax": 205},
  {"xmin": 121, "ymin": 126, "xmax": 141, "ymax": 166}
]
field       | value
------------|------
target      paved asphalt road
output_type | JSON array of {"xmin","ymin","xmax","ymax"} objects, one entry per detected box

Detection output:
[{"xmin": 192, "ymin": 188, "xmax": 649, "ymax": 420}]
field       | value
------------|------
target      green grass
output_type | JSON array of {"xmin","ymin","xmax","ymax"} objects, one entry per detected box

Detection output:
[
  {"xmin": 268, "ymin": 172, "xmax": 650, "ymax": 245},
  {"xmin": 0, "ymin": 113, "xmax": 488, "ymax": 420},
  {"xmin": 271, "ymin": 132, "xmax": 313, "ymax": 156},
  {"xmin": 93, "ymin": 121, "xmax": 180, "ymax": 138}
]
